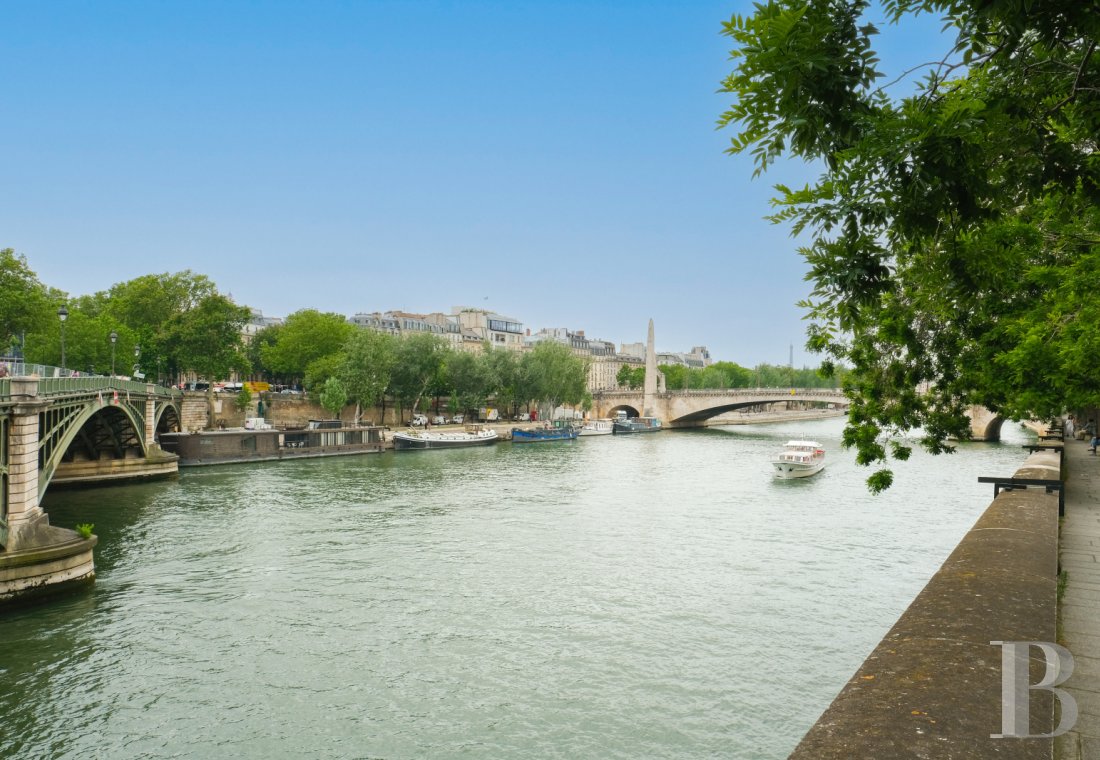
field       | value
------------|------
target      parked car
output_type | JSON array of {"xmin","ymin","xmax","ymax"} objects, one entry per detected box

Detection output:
[
  {"xmin": 409, "ymin": 414, "xmax": 429, "ymax": 426},
  {"xmin": 517, "ymin": 412, "xmax": 531, "ymax": 421},
  {"xmin": 451, "ymin": 414, "xmax": 465, "ymax": 424},
  {"xmin": 432, "ymin": 415, "xmax": 448, "ymax": 425}
]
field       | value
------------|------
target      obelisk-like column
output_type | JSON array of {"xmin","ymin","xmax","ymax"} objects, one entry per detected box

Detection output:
[{"xmin": 643, "ymin": 318, "xmax": 657, "ymax": 418}]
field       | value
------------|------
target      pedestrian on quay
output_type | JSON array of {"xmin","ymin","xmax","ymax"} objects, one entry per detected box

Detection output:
[{"xmin": 1067, "ymin": 415, "xmax": 1076, "ymax": 439}]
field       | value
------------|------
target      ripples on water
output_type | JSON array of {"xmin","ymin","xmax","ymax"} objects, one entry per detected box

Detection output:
[{"xmin": 1, "ymin": 418, "xmax": 1034, "ymax": 758}]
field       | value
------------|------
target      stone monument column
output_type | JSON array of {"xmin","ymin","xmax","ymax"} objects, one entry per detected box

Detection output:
[
  {"xmin": 5, "ymin": 377, "xmax": 50, "ymax": 550},
  {"xmin": 643, "ymin": 318, "xmax": 657, "ymax": 418}
]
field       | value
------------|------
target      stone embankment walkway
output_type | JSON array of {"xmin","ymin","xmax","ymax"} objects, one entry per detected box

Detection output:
[{"xmin": 1057, "ymin": 433, "xmax": 1100, "ymax": 759}]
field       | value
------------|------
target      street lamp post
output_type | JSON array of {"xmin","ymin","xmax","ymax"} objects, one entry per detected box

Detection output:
[
  {"xmin": 110, "ymin": 331, "xmax": 118, "ymax": 376},
  {"xmin": 133, "ymin": 344, "xmax": 142, "ymax": 379},
  {"xmin": 58, "ymin": 305, "xmax": 69, "ymax": 372}
]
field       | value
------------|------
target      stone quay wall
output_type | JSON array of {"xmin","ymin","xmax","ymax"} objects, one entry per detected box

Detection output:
[
  {"xmin": 789, "ymin": 450, "xmax": 1062, "ymax": 759},
  {"xmin": 179, "ymin": 392, "xmax": 407, "ymax": 432}
]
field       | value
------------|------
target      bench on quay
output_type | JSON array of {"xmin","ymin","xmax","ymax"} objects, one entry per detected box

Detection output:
[{"xmin": 978, "ymin": 475, "xmax": 1065, "ymax": 516}]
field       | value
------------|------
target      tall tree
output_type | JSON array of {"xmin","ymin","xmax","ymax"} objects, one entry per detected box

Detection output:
[
  {"xmin": 720, "ymin": 0, "xmax": 1100, "ymax": 490},
  {"xmin": 390, "ymin": 333, "xmax": 450, "ymax": 416},
  {"xmin": 445, "ymin": 350, "xmax": 494, "ymax": 417},
  {"xmin": 319, "ymin": 376, "xmax": 348, "ymax": 420},
  {"xmin": 103, "ymin": 271, "xmax": 218, "ymax": 380},
  {"xmin": 0, "ymin": 248, "xmax": 50, "ymax": 353},
  {"xmin": 339, "ymin": 329, "xmax": 397, "ymax": 424},
  {"xmin": 484, "ymin": 346, "xmax": 524, "ymax": 416},
  {"xmin": 246, "ymin": 324, "xmax": 282, "ymax": 382},
  {"xmin": 523, "ymin": 341, "xmax": 588, "ymax": 419},
  {"xmin": 261, "ymin": 310, "xmax": 354, "ymax": 381},
  {"xmin": 164, "ymin": 294, "xmax": 251, "ymax": 424}
]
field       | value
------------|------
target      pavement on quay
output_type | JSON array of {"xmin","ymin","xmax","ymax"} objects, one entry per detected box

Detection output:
[{"xmin": 1056, "ymin": 432, "xmax": 1100, "ymax": 759}]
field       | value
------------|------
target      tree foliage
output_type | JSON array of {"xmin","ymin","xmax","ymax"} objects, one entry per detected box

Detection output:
[
  {"xmin": 0, "ymin": 248, "xmax": 50, "ymax": 352},
  {"xmin": 15, "ymin": 264, "xmax": 244, "ymax": 383},
  {"xmin": 522, "ymin": 341, "xmax": 588, "ymax": 417},
  {"xmin": 720, "ymin": 0, "xmax": 1100, "ymax": 490},
  {"xmin": 319, "ymin": 376, "xmax": 348, "ymax": 419},
  {"xmin": 616, "ymin": 365, "xmax": 644, "ymax": 389},
  {"xmin": 234, "ymin": 383, "xmax": 253, "ymax": 414},
  {"xmin": 165, "ymin": 294, "xmax": 251, "ymax": 422},
  {"xmin": 100, "ymin": 271, "xmax": 217, "ymax": 379},
  {"xmin": 624, "ymin": 360, "xmax": 844, "ymax": 390},
  {"xmin": 483, "ymin": 346, "xmax": 526, "ymax": 415},
  {"xmin": 389, "ymin": 333, "xmax": 450, "ymax": 415},
  {"xmin": 445, "ymin": 349, "xmax": 494, "ymax": 416},
  {"xmin": 261, "ymin": 310, "xmax": 353, "ymax": 380},
  {"xmin": 339, "ymin": 329, "xmax": 397, "ymax": 421}
]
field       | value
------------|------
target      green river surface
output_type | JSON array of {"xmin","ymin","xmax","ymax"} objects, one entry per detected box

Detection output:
[{"xmin": 1, "ymin": 416, "xmax": 1035, "ymax": 759}]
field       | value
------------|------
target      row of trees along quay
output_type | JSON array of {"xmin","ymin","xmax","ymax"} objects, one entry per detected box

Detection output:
[
  {"xmin": 719, "ymin": 0, "xmax": 1100, "ymax": 490},
  {"xmin": 1, "ymin": 252, "xmax": 843, "ymax": 424}
]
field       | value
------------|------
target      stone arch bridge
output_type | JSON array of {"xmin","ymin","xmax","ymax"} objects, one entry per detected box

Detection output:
[
  {"xmin": 592, "ymin": 388, "xmax": 1005, "ymax": 440},
  {"xmin": 0, "ymin": 376, "xmax": 182, "ymax": 553},
  {"xmin": 592, "ymin": 388, "xmax": 849, "ymax": 427}
]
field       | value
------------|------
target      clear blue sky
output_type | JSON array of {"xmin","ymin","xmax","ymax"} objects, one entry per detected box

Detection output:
[{"xmin": 1, "ymin": 1, "xmax": 947, "ymax": 366}]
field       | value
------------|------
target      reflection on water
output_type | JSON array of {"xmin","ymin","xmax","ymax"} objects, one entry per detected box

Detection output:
[{"xmin": 1, "ymin": 418, "xmax": 1034, "ymax": 759}]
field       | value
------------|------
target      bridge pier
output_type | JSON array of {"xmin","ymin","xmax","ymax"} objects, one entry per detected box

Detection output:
[
  {"xmin": 6, "ymin": 378, "xmax": 51, "ymax": 549},
  {"xmin": 1, "ymin": 378, "xmax": 97, "ymax": 604},
  {"xmin": 145, "ymin": 384, "xmax": 157, "ymax": 446},
  {"xmin": 968, "ymin": 405, "xmax": 1004, "ymax": 441}
]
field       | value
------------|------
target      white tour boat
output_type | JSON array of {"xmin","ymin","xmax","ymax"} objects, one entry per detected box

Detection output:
[
  {"xmin": 772, "ymin": 440, "xmax": 825, "ymax": 479},
  {"xmin": 578, "ymin": 419, "xmax": 614, "ymax": 436}
]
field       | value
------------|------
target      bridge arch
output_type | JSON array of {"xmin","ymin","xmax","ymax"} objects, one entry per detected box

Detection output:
[
  {"xmin": 967, "ymin": 406, "xmax": 1004, "ymax": 441},
  {"xmin": 39, "ymin": 401, "xmax": 147, "ymax": 499},
  {"xmin": 606, "ymin": 404, "xmax": 641, "ymax": 418},
  {"xmin": 594, "ymin": 388, "xmax": 850, "ymax": 428},
  {"xmin": 155, "ymin": 402, "xmax": 182, "ymax": 439},
  {"xmin": 667, "ymin": 400, "xmax": 801, "ymax": 426}
]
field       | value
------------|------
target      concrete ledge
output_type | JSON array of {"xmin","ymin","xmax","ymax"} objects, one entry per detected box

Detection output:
[
  {"xmin": 789, "ymin": 456, "xmax": 1061, "ymax": 759},
  {"xmin": 51, "ymin": 453, "xmax": 179, "ymax": 487},
  {"xmin": 0, "ymin": 528, "xmax": 97, "ymax": 604}
]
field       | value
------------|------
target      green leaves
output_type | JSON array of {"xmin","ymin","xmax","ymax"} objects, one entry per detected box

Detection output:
[
  {"xmin": 721, "ymin": 0, "xmax": 1100, "ymax": 491},
  {"xmin": 319, "ymin": 376, "xmax": 348, "ymax": 419},
  {"xmin": 522, "ymin": 340, "xmax": 588, "ymax": 417},
  {"xmin": 339, "ymin": 329, "xmax": 397, "ymax": 411},
  {"xmin": 719, "ymin": 0, "xmax": 883, "ymax": 174},
  {"xmin": 0, "ymin": 248, "xmax": 50, "ymax": 349},
  {"xmin": 165, "ymin": 294, "xmax": 251, "ymax": 383},
  {"xmin": 260, "ymin": 310, "xmax": 354, "ymax": 378}
]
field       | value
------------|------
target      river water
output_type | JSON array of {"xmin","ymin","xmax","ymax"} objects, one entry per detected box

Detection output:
[{"xmin": 1, "ymin": 416, "xmax": 1034, "ymax": 759}]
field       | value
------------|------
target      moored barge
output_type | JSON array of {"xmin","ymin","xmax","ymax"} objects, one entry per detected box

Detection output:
[{"xmin": 160, "ymin": 421, "xmax": 385, "ymax": 466}]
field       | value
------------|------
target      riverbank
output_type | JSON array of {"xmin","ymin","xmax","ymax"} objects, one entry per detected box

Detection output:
[{"xmin": 378, "ymin": 408, "xmax": 846, "ymax": 448}]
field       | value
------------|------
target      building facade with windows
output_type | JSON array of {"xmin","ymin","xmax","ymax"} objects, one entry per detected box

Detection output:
[{"xmin": 455, "ymin": 308, "xmax": 526, "ymax": 351}]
